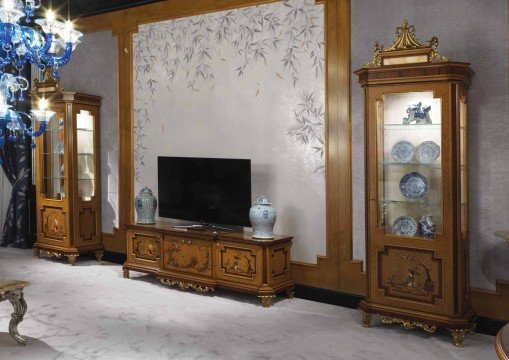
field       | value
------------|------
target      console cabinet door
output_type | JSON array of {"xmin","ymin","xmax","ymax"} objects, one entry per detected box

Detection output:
[
  {"xmin": 127, "ymin": 230, "xmax": 161, "ymax": 268},
  {"xmin": 214, "ymin": 241, "xmax": 263, "ymax": 287},
  {"xmin": 162, "ymin": 235, "xmax": 213, "ymax": 278}
]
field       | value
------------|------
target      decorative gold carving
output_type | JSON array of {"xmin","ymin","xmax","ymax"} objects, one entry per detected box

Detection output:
[
  {"xmin": 94, "ymin": 251, "xmax": 104, "ymax": 262},
  {"xmin": 66, "ymin": 255, "xmax": 78, "ymax": 266},
  {"xmin": 123, "ymin": 268, "xmax": 130, "ymax": 279},
  {"xmin": 259, "ymin": 295, "xmax": 276, "ymax": 308},
  {"xmin": 364, "ymin": 20, "xmax": 449, "ymax": 67},
  {"xmin": 450, "ymin": 329, "xmax": 467, "ymax": 347},
  {"xmin": 360, "ymin": 310, "xmax": 372, "ymax": 328},
  {"xmin": 157, "ymin": 277, "xmax": 213, "ymax": 293},
  {"xmin": 166, "ymin": 240, "xmax": 211, "ymax": 273},
  {"xmin": 379, "ymin": 315, "xmax": 437, "ymax": 333},
  {"xmin": 133, "ymin": 235, "xmax": 159, "ymax": 261},
  {"xmin": 39, "ymin": 250, "xmax": 63, "ymax": 259}
]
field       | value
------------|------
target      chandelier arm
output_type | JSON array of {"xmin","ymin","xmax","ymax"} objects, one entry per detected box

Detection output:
[
  {"xmin": 54, "ymin": 42, "xmax": 73, "ymax": 66},
  {"xmin": 21, "ymin": 31, "xmax": 54, "ymax": 57},
  {"xmin": 16, "ymin": 111, "xmax": 48, "ymax": 138}
]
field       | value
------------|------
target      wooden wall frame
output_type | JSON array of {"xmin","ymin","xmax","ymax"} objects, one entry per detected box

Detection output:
[
  {"xmin": 73, "ymin": 0, "xmax": 509, "ymax": 320},
  {"xmin": 75, "ymin": 0, "xmax": 365, "ymax": 295}
]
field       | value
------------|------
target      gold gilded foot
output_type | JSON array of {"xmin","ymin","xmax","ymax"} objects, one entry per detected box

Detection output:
[
  {"xmin": 468, "ymin": 323, "xmax": 477, "ymax": 335},
  {"xmin": 450, "ymin": 329, "xmax": 467, "ymax": 347},
  {"xmin": 286, "ymin": 288, "xmax": 295, "ymax": 299},
  {"xmin": 123, "ymin": 268, "xmax": 130, "ymax": 279},
  {"xmin": 66, "ymin": 255, "xmax": 78, "ymax": 266},
  {"xmin": 33, "ymin": 248, "xmax": 40, "ymax": 258},
  {"xmin": 259, "ymin": 295, "xmax": 275, "ymax": 308},
  {"xmin": 94, "ymin": 251, "xmax": 104, "ymax": 262},
  {"xmin": 360, "ymin": 310, "xmax": 372, "ymax": 328}
]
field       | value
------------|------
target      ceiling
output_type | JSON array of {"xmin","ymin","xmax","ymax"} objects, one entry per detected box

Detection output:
[{"xmin": 40, "ymin": 0, "xmax": 164, "ymax": 19}]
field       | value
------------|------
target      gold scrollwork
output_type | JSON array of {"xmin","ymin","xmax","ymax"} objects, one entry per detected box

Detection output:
[
  {"xmin": 258, "ymin": 295, "xmax": 276, "ymax": 308},
  {"xmin": 379, "ymin": 315, "xmax": 437, "ymax": 333},
  {"xmin": 157, "ymin": 277, "xmax": 213, "ymax": 293},
  {"xmin": 39, "ymin": 250, "xmax": 63, "ymax": 259}
]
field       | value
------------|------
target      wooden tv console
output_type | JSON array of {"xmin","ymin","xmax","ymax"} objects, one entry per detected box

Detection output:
[{"xmin": 123, "ymin": 222, "xmax": 295, "ymax": 307}]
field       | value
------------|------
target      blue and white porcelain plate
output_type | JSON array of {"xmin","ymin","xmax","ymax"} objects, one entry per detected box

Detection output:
[
  {"xmin": 416, "ymin": 141, "xmax": 440, "ymax": 164},
  {"xmin": 399, "ymin": 172, "xmax": 429, "ymax": 200},
  {"xmin": 391, "ymin": 141, "xmax": 415, "ymax": 163},
  {"xmin": 393, "ymin": 216, "xmax": 418, "ymax": 237}
]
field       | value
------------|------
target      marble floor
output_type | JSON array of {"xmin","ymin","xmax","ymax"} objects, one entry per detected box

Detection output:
[{"xmin": 0, "ymin": 248, "xmax": 496, "ymax": 360}]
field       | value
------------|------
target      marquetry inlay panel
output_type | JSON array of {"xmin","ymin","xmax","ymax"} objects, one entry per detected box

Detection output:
[
  {"xmin": 216, "ymin": 242, "xmax": 262, "ymax": 285},
  {"xmin": 131, "ymin": 232, "xmax": 160, "ymax": 263},
  {"xmin": 41, "ymin": 207, "xmax": 66, "ymax": 241},
  {"xmin": 163, "ymin": 236, "xmax": 212, "ymax": 277},
  {"xmin": 377, "ymin": 246, "xmax": 443, "ymax": 305},
  {"xmin": 79, "ymin": 207, "xmax": 97, "ymax": 241}
]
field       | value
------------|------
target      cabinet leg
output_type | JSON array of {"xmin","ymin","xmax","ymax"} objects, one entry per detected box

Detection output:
[
  {"xmin": 5, "ymin": 289, "xmax": 28, "ymax": 345},
  {"xmin": 259, "ymin": 295, "xmax": 275, "ymax": 308},
  {"xmin": 94, "ymin": 251, "xmax": 104, "ymax": 262},
  {"xmin": 360, "ymin": 310, "xmax": 372, "ymax": 328},
  {"xmin": 468, "ymin": 323, "xmax": 477, "ymax": 335},
  {"xmin": 123, "ymin": 268, "xmax": 130, "ymax": 279},
  {"xmin": 66, "ymin": 255, "xmax": 78, "ymax": 266},
  {"xmin": 33, "ymin": 248, "xmax": 40, "ymax": 259},
  {"xmin": 286, "ymin": 288, "xmax": 295, "ymax": 299},
  {"xmin": 450, "ymin": 329, "xmax": 467, "ymax": 347}
]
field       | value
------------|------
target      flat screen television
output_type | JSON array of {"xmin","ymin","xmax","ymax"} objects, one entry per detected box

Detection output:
[{"xmin": 158, "ymin": 156, "xmax": 252, "ymax": 227}]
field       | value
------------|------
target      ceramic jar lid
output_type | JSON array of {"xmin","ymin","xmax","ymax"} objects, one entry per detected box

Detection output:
[{"xmin": 254, "ymin": 196, "xmax": 271, "ymax": 205}]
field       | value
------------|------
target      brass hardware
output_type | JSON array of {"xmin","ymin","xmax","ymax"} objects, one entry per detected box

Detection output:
[
  {"xmin": 360, "ymin": 310, "xmax": 372, "ymax": 328},
  {"xmin": 449, "ymin": 329, "xmax": 467, "ymax": 347},
  {"xmin": 157, "ymin": 277, "xmax": 213, "ymax": 293},
  {"xmin": 258, "ymin": 295, "xmax": 276, "ymax": 308}
]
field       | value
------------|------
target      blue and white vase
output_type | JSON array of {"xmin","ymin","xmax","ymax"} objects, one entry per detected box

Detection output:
[
  {"xmin": 249, "ymin": 196, "xmax": 276, "ymax": 239},
  {"xmin": 419, "ymin": 214, "xmax": 435, "ymax": 239},
  {"xmin": 135, "ymin": 187, "xmax": 157, "ymax": 224}
]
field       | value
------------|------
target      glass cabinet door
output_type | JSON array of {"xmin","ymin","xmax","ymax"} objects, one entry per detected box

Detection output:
[
  {"xmin": 377, "ymin": 91, "xmax": 442, "ymax": 239},
  {"xmin": 76, "ymin": 109, "xmax": 95, "ymax": 201},
  {"xmin": 42, "ymin": 110, "xmax": 65, "ymax": 200}
]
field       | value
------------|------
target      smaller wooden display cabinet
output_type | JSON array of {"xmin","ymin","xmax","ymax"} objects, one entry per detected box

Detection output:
[
  {"xmin": 33, "ymin": 75, "xmax": 103, "ymax": 266},
  {"xmin": 123, "ymin": 222, "xmax": 295, "ymax": 307},
  {"xmin": 355, "ymin": 21, "xmax": 475, "ymax": 346}
]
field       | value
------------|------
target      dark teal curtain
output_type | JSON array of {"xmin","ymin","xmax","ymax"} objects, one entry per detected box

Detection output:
[{"xmin": 0, "ymin": 136, "xmax": 31, "ymax": 248}]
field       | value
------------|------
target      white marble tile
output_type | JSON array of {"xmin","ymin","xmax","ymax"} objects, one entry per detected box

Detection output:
[{"xmin": 0, "ymin": 248, "xmax": 496, "ymax": 360}]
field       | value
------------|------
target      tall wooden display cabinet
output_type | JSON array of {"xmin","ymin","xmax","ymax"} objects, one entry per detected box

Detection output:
[
  {"xmin": 355, "ymin": 21, "xmax": 475, "ymax": 346},
  {"xmin": 33, "ymin": 76, "xmax": 103, "ymax": 266}
]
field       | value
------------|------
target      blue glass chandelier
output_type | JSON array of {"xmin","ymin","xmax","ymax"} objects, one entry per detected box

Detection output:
[{"xmin": 0, "ymin": 0, "xmax": 82, "ymax": 155}]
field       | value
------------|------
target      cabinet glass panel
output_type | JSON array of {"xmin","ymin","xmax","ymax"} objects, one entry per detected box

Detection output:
[
  {"xmin": 42, "ymin": 111, "xmax": 65, "ymax": 200},
  {"xmin": 76, "ymin": 110, "xmax": 95, "ymax": 201},
  {"xmin": 377, "ymin": 91, "xmax": 442, "ymax": 239}
]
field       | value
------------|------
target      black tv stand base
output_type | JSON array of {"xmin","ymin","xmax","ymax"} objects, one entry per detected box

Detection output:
[{"xmin": 172, "ymin": 223, "xmax": 236, "ymax": 233}]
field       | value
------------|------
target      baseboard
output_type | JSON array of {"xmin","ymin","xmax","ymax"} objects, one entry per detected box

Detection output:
[
  {"xmin": 103, "ymin": 251, "xmax": 127, "ymax": 265},
  {"xmin": 102, "ymin": 253, "xmax": 505, "ymax": 336}
]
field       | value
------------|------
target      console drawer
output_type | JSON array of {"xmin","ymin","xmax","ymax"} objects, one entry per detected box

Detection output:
[
  {"xmin": 162, "ymin": 235, "xmax": 213, "ymax": 277},
  {"xmin": 214, "ymin": 241, "xmax": 263, "ymax": 286},
  {"xmin": 127, "ymin": 230, "xmax": 161, "ymax": 267}
]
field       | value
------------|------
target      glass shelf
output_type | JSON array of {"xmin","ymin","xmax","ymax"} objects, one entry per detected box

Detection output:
[
  {"xmin": 42, "ymin": 152, "xmax": 64, "ymax": 156},
  {"xmin": 77, "ymin": 128, "xmax": 93, "ymax": 132},
  {"xmin": 384, "ymin": 124, "xmax": 441, "ymax": 130},
  {"xmin": 383, "ymin": 162, "xmax": 441, "ymax": 168},
  {"xmin": 379, "ymin": 199, "xmax": 440, "ymax": 206},
  {"xmin": 78, "ymin": 153, "xmax": 94, "ymax": 156},
  {"xmin": 78, "ymin": 178, "xmax": 95, "ymax": 181},
  {"xmin": 43, "ymin": 177, "xmax": 64, "ymax": 180}
]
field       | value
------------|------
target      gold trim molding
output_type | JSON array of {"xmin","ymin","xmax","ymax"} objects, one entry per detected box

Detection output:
[
  {"xmin": 364, "ymin": 19, "xmax": 449, "ymax": 67},
  {"xmin": 157, "ymin": 277, "xmax": 214, "ymax": 293}
]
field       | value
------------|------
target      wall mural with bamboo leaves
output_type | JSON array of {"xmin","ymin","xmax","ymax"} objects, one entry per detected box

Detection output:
[{"xmin": 133, "ymin": 0, "xmax": 326, "ymax": 263}]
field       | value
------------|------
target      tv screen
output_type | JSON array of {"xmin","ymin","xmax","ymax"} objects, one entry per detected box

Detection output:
[{"xmin": 158, "ymin": 156, "xmax": 252, "ymax": 227}]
